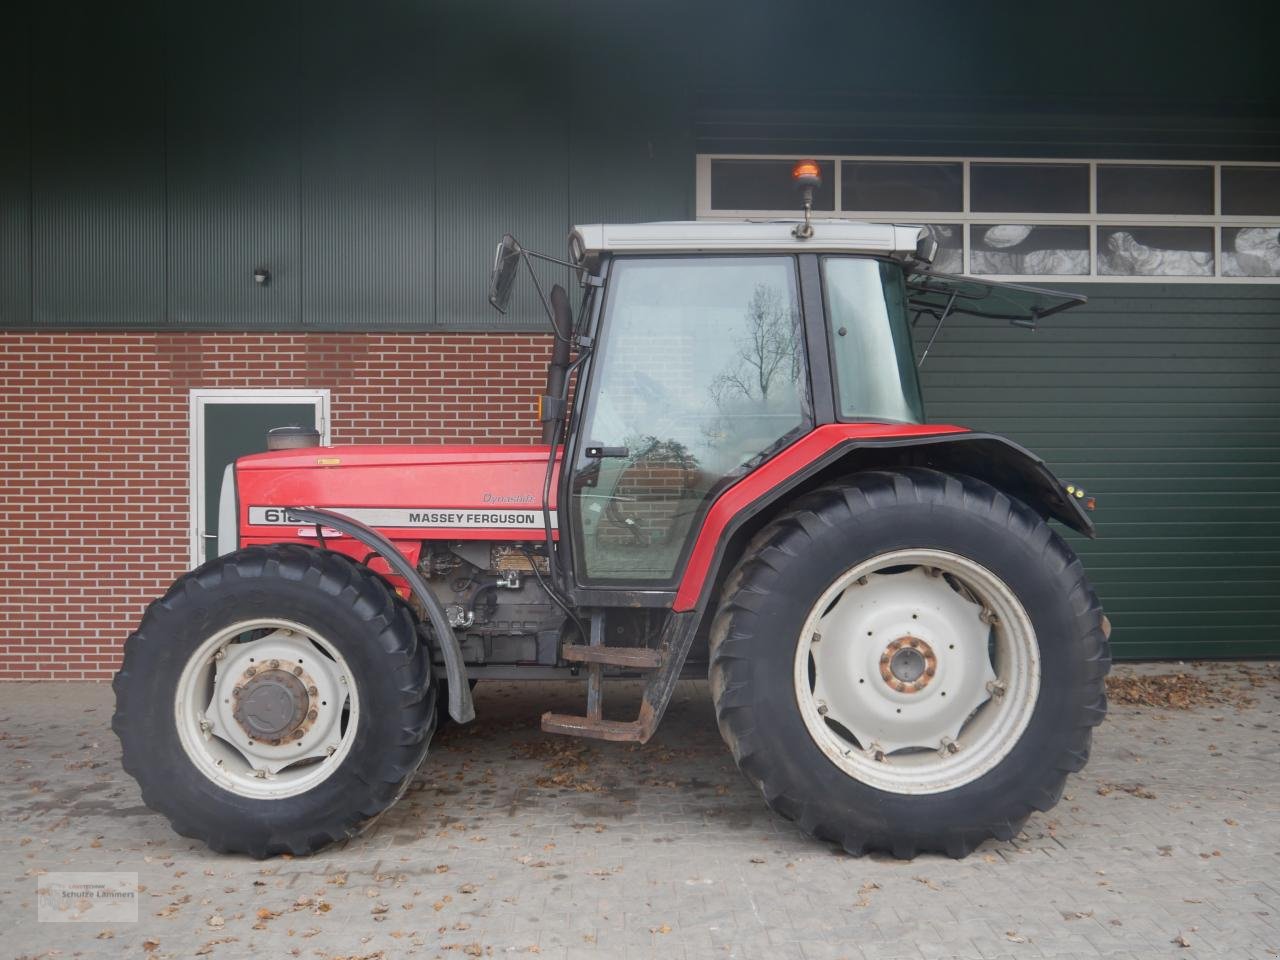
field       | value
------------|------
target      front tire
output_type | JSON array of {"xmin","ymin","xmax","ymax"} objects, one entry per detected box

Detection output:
[
  {"xmin": 708, "ymin": 469, "xmax": 1109, "ymax": 859},
  {"xmin": 112, "ymin": 544, "xmax": 436, "ymax": 858}
]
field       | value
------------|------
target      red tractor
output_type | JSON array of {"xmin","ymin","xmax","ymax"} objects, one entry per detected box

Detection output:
[{"xmin": 114, "ymin": 166, "xmax": 1110, "ymax": 859}]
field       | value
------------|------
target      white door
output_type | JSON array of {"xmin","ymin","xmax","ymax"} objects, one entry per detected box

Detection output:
[{"xmin": 189, "ymin": 390, "xmax": 330, "ymax": 567}]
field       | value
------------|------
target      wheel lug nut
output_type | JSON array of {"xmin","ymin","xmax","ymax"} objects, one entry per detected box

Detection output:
[
  {"xmin": 293, "ymin": 666, "xmax": 303, "ymax": 677},
  {"xmin": 291, "ymin": 729, "xmax": 304, "ymax": 740},
  {"xmin": 986, "ymin": 679, "xmax": 1007, "ymax": 697},
  {"xmin": 269, "ymin": 659, "xmax": 280, "ymax": 669},
  {"xmin": 308, "ymin": 686, "xmax": 318, "ymax": 697},
  {"xmin": 245, "ymin": 666, "xmax": 256, "ymax": 677},
  {"xmin": 307, "ymin": 709, "xmax": 318, "ymax": 721},
  {"xmin": 817, "ymin": 702, "xmax": 829, "ymax": 716}
]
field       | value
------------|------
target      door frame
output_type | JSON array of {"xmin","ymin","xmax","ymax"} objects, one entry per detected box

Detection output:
[{"xmin": 188, "ymin": 388, "xmax": 331, "ymax": 567}]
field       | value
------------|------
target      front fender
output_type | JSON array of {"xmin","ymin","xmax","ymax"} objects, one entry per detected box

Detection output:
[{"xmin": 286, "ymin": 507, "xmax": 475, "ymax": 724}]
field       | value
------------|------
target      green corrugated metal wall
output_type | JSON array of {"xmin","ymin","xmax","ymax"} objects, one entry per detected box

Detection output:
[
  {"xmin": 914, "ymin": 286, "xmax": 1280, "ymax": 659},
  {"xmin": 0, "ymin": 0, "xmax": 693, "ymax": 331},
  {"xmin": 1, "ymin": 1, "xmax": 1277, "ymax": 659}
]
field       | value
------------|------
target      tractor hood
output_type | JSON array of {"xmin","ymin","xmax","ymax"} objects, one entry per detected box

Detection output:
[{"xmin": 236, "ymin": 444, "xmax": 562, "ymax": 542}]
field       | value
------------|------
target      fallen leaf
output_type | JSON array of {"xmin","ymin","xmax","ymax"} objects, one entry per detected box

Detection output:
[
  {"xmin": 1173, "ymin": 933, "xmax": 1192, "ymax": 948},
  {"xmin": 650, "ymin": 923, "xmax": 672, "ymax": 934},
  {"xmin": 1005, "ymin": 931, "xmax": 1027, "ymax": 943}
]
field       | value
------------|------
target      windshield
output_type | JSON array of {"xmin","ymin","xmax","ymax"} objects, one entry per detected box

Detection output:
[{"xmin": 822, "ymin": 258, "xmax": 925, "ymax": 423}]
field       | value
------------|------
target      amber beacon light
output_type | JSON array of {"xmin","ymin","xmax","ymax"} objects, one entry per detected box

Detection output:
[{"xmin": 791, "ymin": 160, "xmax": 822, "ymax": 239}]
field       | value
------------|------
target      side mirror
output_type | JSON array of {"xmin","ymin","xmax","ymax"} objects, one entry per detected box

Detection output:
[
  {"xmin": 488, "ymin": 234, "xmax": 522, "ymax": 314},
  {"xmin": 914, "ymin": 233, "xmax": 939, "ymax": 266}
]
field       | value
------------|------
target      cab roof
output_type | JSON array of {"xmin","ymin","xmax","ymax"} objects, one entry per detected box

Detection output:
[{"xmin": 570, "ymin": 220, "xmax": 930, "ymax": 261}]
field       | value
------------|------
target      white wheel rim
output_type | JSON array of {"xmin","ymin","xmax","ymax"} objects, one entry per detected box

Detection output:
[
  {"xmin": 174, "ymin": 618, "xmax": 360, "ymax": 800},
  {"xmin": 793, "ymin": 549, "xmax": 1039, "ymax": 795}
]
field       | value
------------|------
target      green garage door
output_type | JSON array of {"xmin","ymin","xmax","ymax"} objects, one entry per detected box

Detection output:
[{"xmin": 917, "ymin": 284, "xmax": 1280, "ymax": 659}]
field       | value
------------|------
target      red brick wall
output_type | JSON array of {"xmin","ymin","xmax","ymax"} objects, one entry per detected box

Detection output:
[{"xmin": 0, "ymin": 331, "xmax": 551, "ymax": 680}]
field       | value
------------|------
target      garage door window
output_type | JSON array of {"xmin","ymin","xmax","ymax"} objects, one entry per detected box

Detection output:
[{"xmin": 697, "ymin": 156, "xmax": 1280, "ymax": 283}]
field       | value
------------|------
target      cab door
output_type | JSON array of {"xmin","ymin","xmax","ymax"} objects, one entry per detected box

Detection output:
[{"xmin": 568, "ymin": 255, "xmax": 809, "ymax": 587}]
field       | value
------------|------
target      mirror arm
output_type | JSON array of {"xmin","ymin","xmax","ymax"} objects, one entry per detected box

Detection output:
[{"xmin": 521, "ymin": 252, "xmax": 574, "ymax": 345}]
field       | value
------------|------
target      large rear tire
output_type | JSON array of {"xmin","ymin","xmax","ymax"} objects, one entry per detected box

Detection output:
[
  {"xmin": 112, "ymin": 544, "xmax": 436, "ymax": 858},
  {"xmin": 708, "ymin": 469, "xmax": 1109, "ymax": 859}
]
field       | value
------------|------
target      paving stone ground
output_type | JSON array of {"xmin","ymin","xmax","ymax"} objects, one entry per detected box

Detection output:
[{"xmin": 2, "ymin": 661, "xmax": 1278, "ymax": 960}]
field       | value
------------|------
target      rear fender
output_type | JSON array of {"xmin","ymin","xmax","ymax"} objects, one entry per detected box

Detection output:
[
  {"xmin": 852, "ymin": 433, "xmax": 1096, "ymax": 537},
  {"xmin": 676, "ymin": 428, "xmax": 1093, "ymax": 615}
]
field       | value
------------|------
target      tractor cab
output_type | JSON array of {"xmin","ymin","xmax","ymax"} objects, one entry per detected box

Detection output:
[{"xmin": 490, "ymin": 213, "xmax": 1086, "ymax": 598}]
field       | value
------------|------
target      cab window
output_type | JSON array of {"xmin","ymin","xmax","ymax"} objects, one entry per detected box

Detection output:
[{"xmin": 823, "ymin": 258, "xmax": 924, "ymax": 423}]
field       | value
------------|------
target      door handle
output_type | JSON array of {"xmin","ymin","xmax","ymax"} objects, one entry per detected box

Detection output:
[{"xmin": 584, "ymin": 444, "xmax": 629, "ymax": 459}]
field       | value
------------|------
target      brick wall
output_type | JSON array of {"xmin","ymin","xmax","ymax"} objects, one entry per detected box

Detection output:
[{"xmin": 0, "ymin": 331, "xmax": 551, "ymax": 680}]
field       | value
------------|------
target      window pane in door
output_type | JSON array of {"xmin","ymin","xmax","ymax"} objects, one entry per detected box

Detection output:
[
  {"xmin": 1098, "ymin": 226, "xmax": 1214, "ymax": 276},
  {"xmin": 1097, "ymin": 164, "xmax": 1213, "ymax": 215},
  {"xmin": 1222, "ymin": 227, "xmax": 1280, "ymax": 277},
  {"xmin": 1222, "ymin": 166, "xmax": 1280, "ymax": 216},
  {"xmin": 572, "ymin": 257, "xmax": 806, "ymax": 582},
  {"xmin": 710, "ymin": 159, "xmax": 835, "ymax": 211},
  {"xmin": 970, "ymin": 162, "xmax": 1089, "ymax": 213},
  {"xmin": 202, "ymin": 402, "xmax": 317, "ymax": 564},
  {"xmin": 841, "ymin": 161, "xmax": 963, "ymax": 211},
  {"xmin": 969, "ymin": 224, "xmax": 1090, "ymax": 275}
]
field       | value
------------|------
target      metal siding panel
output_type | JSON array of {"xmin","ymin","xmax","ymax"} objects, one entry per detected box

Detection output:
[
  {"xmin": 166, "ymin": 1, "xmax": 300, "ymax": 328},
  {"xmin": 0, "ymin": 7, "xmax": 30, "ymax": 326},
  {"xmin": 915, "ymin": 283, "xmax": 1280, "ymax": 659},
  {"xmin": 432, "ymin": 0, "xmax": 570, "ymax": 331},
  {"xmin": 29, "ymin": 0, "xmax": 164, "ymax": 327},
  {"xmin": 568, "ymin": 1, "xmax": 694, "ymax": 226},
  {"xmin": 299, "ymin": 0, "xmax": 434, "ymax": 329}
]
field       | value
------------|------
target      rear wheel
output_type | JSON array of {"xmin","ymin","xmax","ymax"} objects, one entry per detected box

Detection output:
[
  {"xmin": 708, "ymin": 469, "xmax": 1109, "ymax": 858},
  {"xmin": 113, "ymin": 544, "xmax": 436, "ymax": 858}
]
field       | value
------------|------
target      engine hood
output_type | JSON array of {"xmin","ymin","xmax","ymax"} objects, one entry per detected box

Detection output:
[{"xmin": 237, "ymin": 444, "xmax": 562, "ymax": 542}]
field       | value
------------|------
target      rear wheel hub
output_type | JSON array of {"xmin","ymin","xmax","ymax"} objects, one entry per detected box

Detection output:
[{"xmin": 880, "ymin": 637, "xmax": 936, "ymax": 692}]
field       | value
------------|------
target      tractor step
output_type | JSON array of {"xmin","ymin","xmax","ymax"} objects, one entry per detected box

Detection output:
[
  {"xmin": 540, "ymin": 712, "xmax": 647, "ymax": 742},
  {"xmin": 560, "ymin": 644, "xmax": 661, "ymax": 669}
]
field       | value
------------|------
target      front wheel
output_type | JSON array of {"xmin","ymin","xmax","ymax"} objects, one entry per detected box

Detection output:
[
  {"xmin": 112, "ymin": 545, "xmax": 436, "ymax": 858},
  {"xmin": 708, "ymin": 469, "xmax": 1109, "ymax": 859}
]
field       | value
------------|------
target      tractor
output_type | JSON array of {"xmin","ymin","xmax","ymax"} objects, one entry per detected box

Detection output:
[{"xmin": 113, "ymin": 162, "xmax": 1110, "ymax": 859}]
